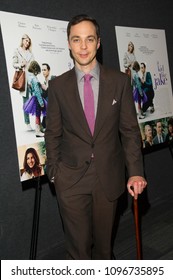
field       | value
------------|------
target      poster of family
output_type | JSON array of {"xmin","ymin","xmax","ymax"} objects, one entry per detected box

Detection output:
[
  {"xmin": 0, "ymin": 11, "xmax": 73, "ymax": 182},
  {"xmin": 115, "ymin": 26, "xmax": 173, "ymax": 148}
]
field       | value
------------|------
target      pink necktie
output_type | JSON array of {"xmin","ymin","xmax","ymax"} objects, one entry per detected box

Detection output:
[{"xmin": 84, "ymin": 74, "xmax": 95, "ymax": 135}]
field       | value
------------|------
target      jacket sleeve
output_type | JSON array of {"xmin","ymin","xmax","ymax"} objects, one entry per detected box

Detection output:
[
  {"xmin": 119, "ymin": 75, "xmax": 144, "ymax": 177},
  {"xmin": 44, "ymin": 79, "xmax": 62, "ymax": 180}
]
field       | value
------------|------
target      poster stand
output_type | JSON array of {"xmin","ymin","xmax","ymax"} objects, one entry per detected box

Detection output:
[{"xmin": 29, "ymin": 176, "xmax": 42, "ymax": 260}]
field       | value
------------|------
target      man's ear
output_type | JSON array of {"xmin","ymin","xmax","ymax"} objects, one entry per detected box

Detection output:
[{"xmin": 97, "ymin": 38, "xmax": 101, "ymax": 50}]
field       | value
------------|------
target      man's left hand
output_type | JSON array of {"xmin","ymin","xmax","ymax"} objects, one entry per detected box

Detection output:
[{"xmin": 127, "ymin": 176, "xmax": 147, "ymax": 200}]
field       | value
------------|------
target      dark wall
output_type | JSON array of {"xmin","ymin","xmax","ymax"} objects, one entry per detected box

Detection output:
[{"xmin": 0, "ymin": 0, "xmax": 173, "ymax": 259}]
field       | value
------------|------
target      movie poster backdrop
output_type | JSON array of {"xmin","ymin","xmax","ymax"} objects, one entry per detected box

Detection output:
[
  {"xmin": 0, "ymin": 11, "xmax": 73, "ymax": 182},
  {"xmin": 115, "ymin": 26, "xmax": 173, "ymax": 149}
]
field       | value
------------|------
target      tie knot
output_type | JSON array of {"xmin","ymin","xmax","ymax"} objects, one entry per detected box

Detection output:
[{"xmin": 84, "ymin": 74, "xmax": 92, "ymax": 82}]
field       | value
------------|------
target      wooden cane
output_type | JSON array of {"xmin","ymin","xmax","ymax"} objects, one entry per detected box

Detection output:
[{"xmin": 133, "ymin": 197, "xmax": 142, "ymax": 260}]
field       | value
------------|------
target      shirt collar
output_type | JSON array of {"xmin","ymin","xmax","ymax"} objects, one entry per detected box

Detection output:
[{"xmin": 75, "ymin": 62, "xmax": 100, "ymax": 82}]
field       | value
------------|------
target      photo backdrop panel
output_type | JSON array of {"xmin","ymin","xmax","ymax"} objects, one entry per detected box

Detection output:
[
  {"xmin": 115, "ymin": 26, "xmax": 173, "ymax": 149},
  {"xmin": 0, "ymin": 11, "xmax": 73, "ymax": 181}
]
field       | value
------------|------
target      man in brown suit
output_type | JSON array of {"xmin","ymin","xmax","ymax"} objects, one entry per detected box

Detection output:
[{"xmin": 45, "ymin": 14, "xmax": 147, "ymax": 260}]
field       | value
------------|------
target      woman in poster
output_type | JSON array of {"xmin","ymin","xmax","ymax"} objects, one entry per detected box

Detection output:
[
  {"xmin": 123, "ymin": 41, "xmax": 136, "ymax": 78},
  {"xmin": 21, "ymin": 147, "xmax": 44, "ymax": 181},
  {"xmin": 12, "ymin": 34, "xmax": 34, "ymax": 131},
  {"xmin": 143, "ymin": 124, "xmax": 154, "ymax": 148}
]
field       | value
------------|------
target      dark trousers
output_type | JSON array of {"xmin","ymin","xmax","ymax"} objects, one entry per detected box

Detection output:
[
  {"xmin": 142, "ymin": 91, "xmax": 155, "ymax": 112},
  {"xmin": 56, "ymin": 159, "xmax": 118, "ymax": 260}
]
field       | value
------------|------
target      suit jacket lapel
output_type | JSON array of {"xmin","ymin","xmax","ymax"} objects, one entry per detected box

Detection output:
[
  {"xmin": 66, "ymin": 69, "xmax": 92, "ymax": 138},
  {"xmin": 93, "ymin": 66, "xmax": 114, "ymax": 139}
]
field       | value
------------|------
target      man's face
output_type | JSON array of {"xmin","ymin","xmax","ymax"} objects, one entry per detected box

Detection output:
[
  {"xmin": 140, "ymin": 65, "xmax": 145, "ymax": 75},
  {"xmin": 68, "ymin": 20, "xmax": 100, "ymax": 71},
  {"xmin": 42, "ymin": 66, "xmax": 50, "ymax": 78},
  {"xmin": 156, "ymin": 122, "xmax": 162, "ymax": 134}
]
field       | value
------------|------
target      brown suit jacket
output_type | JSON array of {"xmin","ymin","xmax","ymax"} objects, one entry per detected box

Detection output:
[{"xmin": 45, "ymin": 64, "xmax": 144, "ymax": 201}]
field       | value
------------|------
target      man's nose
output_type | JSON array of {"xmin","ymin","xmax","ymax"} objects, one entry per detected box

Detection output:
[{"xmin": 80, "ymin": 40, "xmax": 87, "ymax": 48}]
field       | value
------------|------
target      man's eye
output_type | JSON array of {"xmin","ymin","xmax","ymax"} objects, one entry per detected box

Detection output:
[
  {"xmin": 73, "ymin": 39, "xmax": 80, "ymax": 43},
  {"xmin": 88, "ymin": 38, "xmax": 94, "ymax": 42}
]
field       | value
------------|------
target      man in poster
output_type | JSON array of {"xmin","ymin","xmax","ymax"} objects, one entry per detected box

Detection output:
[{"xmin": 140, "ymin": 62, "xmax": 155, "ymax": 115}]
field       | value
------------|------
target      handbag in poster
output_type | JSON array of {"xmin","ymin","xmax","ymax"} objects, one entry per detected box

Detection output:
[{"xmin": 12, "ymin": 70, "xmax": 25, "ymax": 91}]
